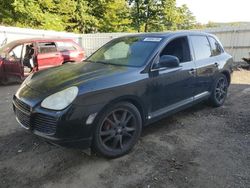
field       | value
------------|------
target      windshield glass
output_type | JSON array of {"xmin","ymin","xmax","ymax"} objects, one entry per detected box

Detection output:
[
  {"xmin": 87, "ymin": 36, "xmax": 163, "ymax": 67},
  {"xmin": 0, "ymin": 41, "xmax": 16, "ymax": 55}
]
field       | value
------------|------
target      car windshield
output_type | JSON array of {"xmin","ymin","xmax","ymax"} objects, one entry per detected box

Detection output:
[
  {"xmin": 0, "ymin": 41, "xmax": 15, "ymax": 55},
  {"xmin": 87, "ymin": 36, "xmax": 162, "ymax": 67}
]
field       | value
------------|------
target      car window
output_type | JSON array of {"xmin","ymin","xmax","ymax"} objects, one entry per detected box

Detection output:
[
  {"xmin": 56, "ymin": 42, "xmax": 76, "ymax": 51},
  {"xmin": 38, "ymin": 42, "xmax": 57, "ymax": 54},
  {"xmin": 190, "ymin": 36, "xmax": 212, "ymax": 60},
  {"xmin": 88, "ymin": 36, "xmax": 161, "ymax": 67},
  {"xmin": 8, "ymin": 44, "xmax": 23, "ymax": 61},
  {"xmin": 208, "ymin": 37, "xmax": 222, "ymax": 56},
  {"xmin": 160, "ymin": 36, "xmax": 191, "ymax": 63},
  {"xmin": 103, "ymin": 42, "xmax": 129, "ymax": 60}
]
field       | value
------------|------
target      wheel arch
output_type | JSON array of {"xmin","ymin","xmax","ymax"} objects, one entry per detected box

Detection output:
[
  {"xmin": 98, "ymin": 95, "xmax": 146, "ymax": 125},
  {"xmin": 220, "ymin": 70, "xmax": 231, "ymax": 84}
]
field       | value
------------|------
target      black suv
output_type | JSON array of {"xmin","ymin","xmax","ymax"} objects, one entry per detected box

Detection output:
[{"xmin": 13, "ymin": 31, "xmax": 233, "ymax": 158}]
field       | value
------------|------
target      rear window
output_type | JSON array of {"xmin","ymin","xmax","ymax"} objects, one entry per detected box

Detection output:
[
  {"xmin": 56, "ymin": 41, "xmax": 76, "ymax": 51},
  {"xmin": 190, "ymin": 36, "xmax": 212, "ymax": 60},
  {"xmin": 38, "ymin": 42, "xmax": 57, "ymax": 54},
  {"xmin": 208, "ymin": 37, "xmax": 223, "ymax": 56}
]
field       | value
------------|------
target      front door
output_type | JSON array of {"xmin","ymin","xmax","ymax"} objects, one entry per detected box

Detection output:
[
  {"xmin": 3, "ymin": 44, "xmax": 24, "ymax": 82},
  {"xmin": 148, "ymin": 36, "xmax": 196, "ymax": 118}
]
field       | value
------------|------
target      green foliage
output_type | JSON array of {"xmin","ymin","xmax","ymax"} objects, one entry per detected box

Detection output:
[
  {"xmin": 0, "ymin": 0, "xmax": 198, "ymax": 33},
  {"xmin": 98, "ymin": 0, "xmax": 132, "ymax": 32}
]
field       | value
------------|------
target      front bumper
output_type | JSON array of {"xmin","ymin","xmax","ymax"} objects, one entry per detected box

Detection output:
[{"xmin": 13, "ymin": 95, "xmax": 95, "ymax": 149}]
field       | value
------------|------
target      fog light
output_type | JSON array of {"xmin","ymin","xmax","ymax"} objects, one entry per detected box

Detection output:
[{"xmin": 86, "ymin": 113, "xmax": 97, "ymax": 125}]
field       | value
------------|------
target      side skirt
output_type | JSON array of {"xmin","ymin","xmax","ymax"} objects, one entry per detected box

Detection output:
[{"xmin": 146, "ymin": 91, "xmax": 210, "ymax": 125}]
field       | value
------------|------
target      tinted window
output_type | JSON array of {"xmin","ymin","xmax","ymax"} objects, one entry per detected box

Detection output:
[
  {"xmin": 57, "ymin": 42, "xmax": 76, "ymax": 51},
  {"xmin": 208, "ymin": 37, "xmax": 222, "ymax": 56},
  {"xmin": 38, "ymin": 42, "xmax": 57, "ymax": 54},
  {"xmin": 190, "ymin": 36, "xmax": 211, "ymax": 60},
  {"xmin": 161, "ymin": 37, "xmax": 191, "ymax": 63},
  {"xmin": 88, "ymin": 37, "xmax": 161, "ymax": 67}
]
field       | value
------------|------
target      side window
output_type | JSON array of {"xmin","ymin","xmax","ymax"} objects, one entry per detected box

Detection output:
[
  {"xmin": 56, "ymin": 42, "xmax": 76, "ymax": 51},
  {"xmin": 8, "ymin": 45, "xmax": 23, "ymax": 61},
  {"xmin": 190, "ymin": 36, "xmax": 211, "ymax": 60},
  {"xmin": 161, "ymin": 37, "xmax": 191, "ymax": 63},
  {"xmin": 208, "ymin": 37, "xmax": 222, "ymax": 56},
  {"xmin": 38, "ymin": 42, "xmax": 57, "ymax": 54}
]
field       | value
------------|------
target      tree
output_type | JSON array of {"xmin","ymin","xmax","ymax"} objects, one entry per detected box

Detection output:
[
  {"xmin": 0, "ymin": 0, "xmax": 16, "ymax": 25},
  {"xmin": 99, "ymin": 0, "xmax": 132, "ymax": 32},
  {"xmin": 0, "ymin": 0, "xmax": 197, "ymax": 33},
  {"xmin": 176, "ymin": 4, "xmax": 196, "ymax": 30},
  {"xmin": 9, "ymin": 0, "xmax": 76, "ymax": 31},
  {"xmin": 129, "ymin": 0, "xmax": 163, "ymax": 32},
  {"xmin": 128, "ymin": 0, "xmax": 196, "ymax": 32},
  {"xmin": 66, "ymin": 0, "xmax": 99, "ymax": 33}
]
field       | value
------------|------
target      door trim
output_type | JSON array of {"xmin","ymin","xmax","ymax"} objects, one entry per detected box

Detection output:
[{"xmin": 148, "ymin": 91, "xmax": 210, "ymax": 119}]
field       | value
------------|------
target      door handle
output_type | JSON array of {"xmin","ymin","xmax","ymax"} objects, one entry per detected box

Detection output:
[{"xmin": 189, "ymin": 68, "xmax": 196, "ymax": 75}]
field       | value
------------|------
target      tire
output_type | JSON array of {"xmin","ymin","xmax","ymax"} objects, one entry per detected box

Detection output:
[
  {"xmin": 209, "ymin": 73, "xmax": 229, "ymax": 107},
  {"xmin": 92, "ymin": 102, "xmax": 142, "ymax": 158},
  {"xmin": 62, "ymin": 61, "xmax": 74, "ymax": 64},
  {"xmin": 0, "ymin": 78, "xmax": 8, "ymax": 85}
]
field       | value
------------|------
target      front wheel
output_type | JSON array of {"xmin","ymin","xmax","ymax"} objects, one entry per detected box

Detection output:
[
  {"xmin": 209, "ymin": 73, "xmax": 229, "ymax": 107},
  {"xmin": 92, "ymin": 102, "xmax": 142, "ymax": 158}
]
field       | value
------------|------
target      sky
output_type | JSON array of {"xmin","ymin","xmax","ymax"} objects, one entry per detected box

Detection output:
[{"xmin": 176, "ymin": 0, "xmax": 250, "ymax": 24}]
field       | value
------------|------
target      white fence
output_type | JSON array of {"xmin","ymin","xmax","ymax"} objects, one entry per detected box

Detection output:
[
  {"xmin": 0, "ymin": 26, "xmax": 82, "ymax": 46},
  {"xmin": 1, "ymin": 25, "xmax": 250, "ymax": 62}
]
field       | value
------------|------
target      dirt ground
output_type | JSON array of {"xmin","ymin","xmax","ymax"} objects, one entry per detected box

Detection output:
[{"xmin": 0, "ymin": 70, "xmax": 249, "ymax": 188}]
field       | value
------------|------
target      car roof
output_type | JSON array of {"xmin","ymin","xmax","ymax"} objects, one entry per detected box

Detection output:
[
  {"xmin": 121, "ymin": 31, "xmax": 215, "ymax": 39},
  {"xmin": 9, "ymin": 38, "xmax": 75, "ymax": 44}
]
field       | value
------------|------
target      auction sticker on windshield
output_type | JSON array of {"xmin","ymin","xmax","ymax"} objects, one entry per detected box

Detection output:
[{"xmin": 143, "ymin": 37, "xmax": 162, "ymax": 42}]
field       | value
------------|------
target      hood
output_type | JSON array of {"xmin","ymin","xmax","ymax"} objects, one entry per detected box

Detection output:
[{"xmin": 26, "ymin": 61, "xmax": 133, "ymax": 94}]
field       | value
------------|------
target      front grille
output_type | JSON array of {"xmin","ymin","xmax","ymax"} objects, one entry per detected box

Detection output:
[
  {"xmin": 15, "ymin": 108, "xmax": 30, "ymax": 128},
  {"xmin": 14, "ymin": 97, "xmax": 58, "ymax": 135},
  {"xmin": 14, "ymin": 97, "xmax": 30, "ymax": 114},
  {"xmin": 33, "ymin": 113, "xmax": 57, "ymax": 135}
]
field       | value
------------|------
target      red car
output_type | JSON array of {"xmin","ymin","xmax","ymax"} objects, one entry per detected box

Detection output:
[{"xmin": 0, "ymin": 38, "xmax": 85, "ymax": 84}]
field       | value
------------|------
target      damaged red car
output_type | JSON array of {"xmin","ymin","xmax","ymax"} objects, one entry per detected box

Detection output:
[{"xmin": 0, "ymin": 38, "xmax": 85, "ymax": 84}]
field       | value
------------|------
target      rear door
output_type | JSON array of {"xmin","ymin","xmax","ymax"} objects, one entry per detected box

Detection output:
[
  {"xmin": 189, "ymin": 35, "xmax": 219, "ymax": 96},
  {"xmin": 3, "ymin": 44, "xmax": 24, "ymax": 80},
  {"xmin": 208, "ymin": 36, "xmax": 225, "ymax": 68},
  {"xmin": 37, "ymin": 42, "xmax": 63, "ymax": 69},
  {"xmin": 56, "ymin": 41, "xmax": 76, "ymax": 62}
]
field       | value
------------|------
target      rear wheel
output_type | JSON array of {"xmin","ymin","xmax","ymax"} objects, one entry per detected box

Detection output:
[
  {"xmin": 92, "ymin": 102, "xmax": 142, "ymax": 158},
  {"xmin": 209, "ymin": 73, "xmax": 228, "ymax": 107},
  {"xmin": 62, "ymin": 61, "xmax": 74, "ymax": 64}
]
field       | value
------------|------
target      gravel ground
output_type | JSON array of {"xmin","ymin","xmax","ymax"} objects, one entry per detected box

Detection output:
[{"xmin": 0, "ymin": 70, "xmax": 249, "ymax": 188}]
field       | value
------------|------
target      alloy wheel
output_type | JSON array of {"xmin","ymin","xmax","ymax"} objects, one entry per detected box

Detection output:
[
  {"xmin": 98, "ymin": 108, "xmax": 136, "ymax": 151},
  {"xmin": 215, "ymin": 77, "xmax": 228, "ymax": 103}
]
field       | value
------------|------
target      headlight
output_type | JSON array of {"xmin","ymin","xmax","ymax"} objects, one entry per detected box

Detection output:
[{"xmin": 41, "ymin": 86, "xmax": 78, "ymax": 110}]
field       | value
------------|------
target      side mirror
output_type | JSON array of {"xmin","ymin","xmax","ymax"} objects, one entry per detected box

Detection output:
[{"xmin": 158, "ymin": 55, "xmax": 180, "ymax": 68}]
